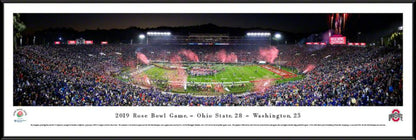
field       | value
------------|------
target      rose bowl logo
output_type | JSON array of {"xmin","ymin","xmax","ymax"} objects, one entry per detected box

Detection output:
[
  {"xmin": 13, "ymin": 109, "xmax": 27, "ymax": 123},
  {"xmin": 389, "ymin": 109, "xmax": 403, "ymax": 122}
]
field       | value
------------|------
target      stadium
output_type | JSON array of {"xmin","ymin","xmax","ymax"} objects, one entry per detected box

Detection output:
[
  {"xmin": 13, "ymin": 14, "xmax": 403, "ymax": 106},
  {"xmin": 121, "ymin": 32, "xmax": 303, "ymax": 96}
]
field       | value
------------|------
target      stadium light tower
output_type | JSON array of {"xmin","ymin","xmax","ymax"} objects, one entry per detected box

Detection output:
[
  {"xmin": 146, "ymin": 32, "xmax": 171, "ymax": 45},
  {"xmin": 146, "ymin": 31, "xmax": 171, "ymax": 36},
  {"xmin": 139, "ymin": 34, "xmax": 145, "ymax": 39},
  {"xmin": 274, "ymin": 33, "xmax": 282, "ymax": 46},
  {"xmin": 139, "ymin": 34, "xmax": 147, "ymax": 45},
  {"xmin": 273, "ymin": 33, "xmax": 283, "ymax": 67},
  {"xmin": 246, "ymin": 32, "xmax": 270, "ymax": 37},
  {"xmin": 274, "ymin": 33, "xmax": 281, "ymax": 39},
  {"xmin": 247, "ymin": 32, "xmax": 272, "ymax": 49}
]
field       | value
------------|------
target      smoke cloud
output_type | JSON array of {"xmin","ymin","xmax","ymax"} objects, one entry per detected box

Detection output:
[
  {"xmin": 303, "ymin": 64, "xmax": 316, "ymax": 73},
  {"xmin": 179, "ymin": 49, "xmax": 199, "ymax": 62},
  {"xmin": 252, "ymin": 79, "xmax": 275, "ymax": 93},
  {"xmin": 136, "ymin": 52, "xmax": 149, "ymax": 64},
  {"xmin": 168, "ymin": 55, "xmax": 188, "ymax": 90},
  {"xmin": 259, "ymin": 47, "xmax": 279, "ymax": 63},
  {"xmin": 216, "ymin": 49, "xmax": 238, "ymax": 63}
]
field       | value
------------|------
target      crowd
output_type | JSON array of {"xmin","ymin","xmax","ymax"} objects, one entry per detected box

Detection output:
[
  {"xmin": 14, "ymin": 43, "xmax": 403, "ymax": 106},
  {"xmin": 140, "ymin": 45, "xmax": 260, "ymax": 63}
]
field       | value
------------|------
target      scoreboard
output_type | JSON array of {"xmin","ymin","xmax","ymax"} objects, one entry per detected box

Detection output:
[{"xmin": 329, "ymin": 35, "xmax": 346, "ymax": 45}]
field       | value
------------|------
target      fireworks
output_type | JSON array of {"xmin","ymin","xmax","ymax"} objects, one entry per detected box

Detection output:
[{"xmin": 330, "ymin": 13, "xmax": 348, "ymax": 35}]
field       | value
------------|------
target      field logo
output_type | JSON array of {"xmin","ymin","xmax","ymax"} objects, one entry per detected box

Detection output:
[
  {"xmin": 389, "ymin": 109, "xmax": 402, "ymax": 122},
  {"xmin": 13, "ymin": 109, "xmax": 27, "ymax": 123}
]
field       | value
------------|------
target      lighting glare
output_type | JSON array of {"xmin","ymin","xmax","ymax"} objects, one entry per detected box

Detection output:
[
  {"xmin": 146, "ymin": 32, "xmax": 171, "ymax": 36},
  {"xmin": 274, "ymin": 33, "xmax": 282, "ymax": 39},
  {"xmin": 139, "ymin": 34, "xmax": 145, "ymax": 39},
  {"xmin": 246, "ymin": 32, "xmax": 271, "ymax": 37}
]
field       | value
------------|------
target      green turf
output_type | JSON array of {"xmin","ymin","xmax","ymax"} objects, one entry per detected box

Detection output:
[
  {"xmin": 117, "ymin": 64, "xmax": 303, "ymax": 95},
  {"xmin": 116, "ymin": 67, "xmax": 134, "ymax": 83},
  {"xmin": 143, "ymin": 65, "xmax": 281, "ymax": 83},
  {"xmin": 143, "ymin": 67, "xmax": 175, "ymax": 80},
  {"xmin": 188, "ymin": 65, "xmax": 281, "ymax": 82}
]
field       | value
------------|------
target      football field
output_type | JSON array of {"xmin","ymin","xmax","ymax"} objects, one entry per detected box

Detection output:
[
  {"xmin": 119, "ymin": 64, "xmax": 302, "ymax": 95},
  {"xmin": 143, "ymin": 65, "xmax": 282, "ymax": 83},
  {"xmin": 188, "ymin": 65, "xmax": 281, "ymax": 82}
]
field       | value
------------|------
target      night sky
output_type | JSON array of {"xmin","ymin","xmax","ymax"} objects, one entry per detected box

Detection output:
[{"xmin": 20, "ymin": 13, "xmax": 402, "ymax": 39}]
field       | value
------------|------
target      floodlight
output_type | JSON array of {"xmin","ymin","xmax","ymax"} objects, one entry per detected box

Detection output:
[
  {"xmin": 146, "ymin": 31, "xmax": 171, "ymax": 36},
  {"xmin": 139, "ymin": 34, "xmax": 145, "ymax": 39},
  {"xmin": 247, "ymin": 32, "xmax": 271, "ymax": 37},
  {"xmin": 274, "ymin": 33, "xmax": 282, "ymax": 39}
]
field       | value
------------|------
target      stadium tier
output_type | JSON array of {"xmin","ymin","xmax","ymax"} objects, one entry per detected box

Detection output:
[
  {"xmin": 143, "ymin": 33, "xmax": 271, "ymax": 47},
  {"xmin": 14, "ymin": 37, "xmax": 403, "ymax": 106}
]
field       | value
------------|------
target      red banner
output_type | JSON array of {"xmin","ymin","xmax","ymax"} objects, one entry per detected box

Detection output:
[
  {"xmin": 329, "ymin": 36, "xmax": 346, "ymax": 45},
  {"xmin": 67, "ymin": 40, "xmax": 76, "ymax": 45},
  {"xmin": 306, "ymin": 42, "xmax": 326, "ymax": 45},
  {"xmin": 348, "ymin": 42, "xmax": 366, "ymax": 46},
  {"xmin": 85, "ymin": 40, "xmax": 93, "ymax": 44}
]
